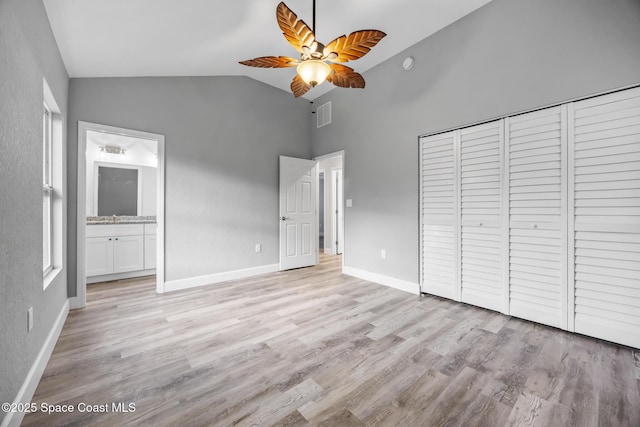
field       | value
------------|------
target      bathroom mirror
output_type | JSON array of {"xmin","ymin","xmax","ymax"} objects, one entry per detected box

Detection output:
[{"xmin": 95, "ymin": 164, "xmax": 141, "ymax": 216}]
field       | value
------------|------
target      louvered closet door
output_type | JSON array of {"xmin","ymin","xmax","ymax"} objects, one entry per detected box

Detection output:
[
  {"xmin": 420, "ymin": 131, "xmax": 458, "ymax": 300},
  {"xmin": 459, "ymin": 121, "xmax": 504, "ymax": 312},
  {"xmin": 506, "ymin": 106, "xmax": 566, "ymax": 328},
  {"xmin": 571, "ymin": 87, "xmax": 640, "ymax": 349}
]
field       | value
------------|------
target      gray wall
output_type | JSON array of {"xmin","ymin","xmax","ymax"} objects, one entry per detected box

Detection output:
[
  {"xmin": 0, "ymin": 0, "xmax": 69, "ymax": 415},
  {"xmin": 310, "ymin": 0, "xmax": 640, "ymax": 284},
  {"xmin": 67, "ymin": 76, "xmax": 311, "ymax": 293}
]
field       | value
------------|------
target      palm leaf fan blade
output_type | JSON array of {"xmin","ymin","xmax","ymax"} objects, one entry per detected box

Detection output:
[
  {"xmin": 238, "ymin": 56, "xmax": 298, "ymax": 68},
  {"xmin": 276, "ymin": 2, "xmax": 316, "ymax": 53},
  {"xmin": 291, "ymin": 74, "xmax": 312, "ymax": 97},
  {"xmin": 323, "ymin": 30, "xmax": 387, "ymax": 62},
  {"xmin": 327, "ymin": 63, "xmax": 365, "ymax": 89}
]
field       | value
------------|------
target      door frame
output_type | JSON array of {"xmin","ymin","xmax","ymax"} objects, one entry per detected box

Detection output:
[
  {"xmin": 72, "ymin": 121, "xmax": 166, "ymax": 309},
  {"xmin": 318, "ymin": 171, "xmax": 325, "ymax": 242},
  {"xmin": 313, "ymin": 150, "xmax": 345, "ymax": 267},
  {"xmin": 331, "ymin": 167, "xmax": 344, "ymax": 255}
]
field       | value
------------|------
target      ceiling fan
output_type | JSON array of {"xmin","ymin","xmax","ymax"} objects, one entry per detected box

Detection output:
[{"xmin": 239, "ymin": 1, "xmax": 387, "ymax": 97}]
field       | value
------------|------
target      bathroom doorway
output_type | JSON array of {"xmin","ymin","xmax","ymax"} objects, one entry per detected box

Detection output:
[
  {"xmin": 74, "ymin": 121, "xmax": 165, "ymax": 309},
  {"xmin": 315, "ymin": 151, "xmax": 344, "ymax": 256}
]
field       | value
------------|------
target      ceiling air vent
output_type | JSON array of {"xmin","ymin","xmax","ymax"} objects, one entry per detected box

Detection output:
[{"xmin": 317, "ymin": 101, "xmax": 332, "ymax": 128}]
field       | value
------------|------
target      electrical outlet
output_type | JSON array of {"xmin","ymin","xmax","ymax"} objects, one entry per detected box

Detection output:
[
  {"xmin": 255, "ymin": 244, "xmax": 262, "ymax": 253},
  {"xmin": 27, "ymin": 307, "xmax": 33, "ymax": 332},
  {"xmin": 380, "ymin": 249, "xmax": 386, "ymax": 260}
]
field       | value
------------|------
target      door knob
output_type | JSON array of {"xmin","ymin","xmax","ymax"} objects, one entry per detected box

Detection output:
[{"xmin": 281, "ymin": 216, "xmax": 290, "ymax": 221}]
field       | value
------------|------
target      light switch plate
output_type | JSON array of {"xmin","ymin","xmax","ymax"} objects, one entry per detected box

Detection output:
[{"xmin": 346, "ymin": 199, "xmax": 353, "ymax": 207}]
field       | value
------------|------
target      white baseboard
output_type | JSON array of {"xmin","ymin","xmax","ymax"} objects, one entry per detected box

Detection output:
[
  {"xmin": 343, "ymin": 266, "xmax": 420, "ymax": 295},
  {"xmin": 163, "ymin": 264, "xmax": 279, "ymax": 293},
  {"xmin": 2, "ymin": 300, "xmax": 69, "ymax": 427},
  {"xmin": 324, "ymin": 248, "xmax": 334, "ymax": 255}
]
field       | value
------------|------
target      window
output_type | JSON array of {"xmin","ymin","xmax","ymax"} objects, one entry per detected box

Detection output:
[
  {"xmin": 43, "ymin": 102, "xmax": 53, "ymax": 275},
  {"xmin": 42, "ymin": 78, "xmax": 63, "ymax": 290}
]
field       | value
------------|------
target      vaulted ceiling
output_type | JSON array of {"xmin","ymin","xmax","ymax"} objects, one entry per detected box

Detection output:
[{"xmin": 43, "ymin": 0, "xmax": 492, "ymax": 99}]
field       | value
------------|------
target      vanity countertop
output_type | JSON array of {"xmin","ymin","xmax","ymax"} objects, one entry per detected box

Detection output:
[{"xmin": 87, "ymin": 215, "xmax": 157, "ymax": 225}]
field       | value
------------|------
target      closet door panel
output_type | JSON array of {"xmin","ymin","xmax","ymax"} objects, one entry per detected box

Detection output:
[
  {"xmin": 459, "ymin": 121, "xmax": 504, "ymax": 311},
  {"xmin": 507, "ymin": 106, "xmax": 566, "ymax": 328},
  {"xmin": 571, "ymin": 87, "xmax": 640, "ymax": 349},
  {"xmin": 420, "ymin": 132, "xmax": 459, "ymax": 300}
]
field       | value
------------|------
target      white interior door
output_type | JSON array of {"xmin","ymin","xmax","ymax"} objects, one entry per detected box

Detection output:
[
  {"xmin": 280, "ymin": 156, "xmax": 318, "ymax": 270},
  {"xmin": 506, "ymin": 106, "xmax": 567, "ymax": 329},
  {"xmin": 459, "ymin": 121, "xmax": 505, "ymax": 312},
  {"xmin": 418, "ymin": 85, "xmax": 640, "ymax": 349},
  {"xmin": 420, "ymin": 131, "xmax": 459, "ymax": 300},
  {"xmin": 570, "ymin": 87, "xmax": 640, "ymax": 349}
]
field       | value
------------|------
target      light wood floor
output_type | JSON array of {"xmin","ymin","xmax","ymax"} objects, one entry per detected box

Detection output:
[{"xmin": 25, "ymin": 254, "xmax": 640, "ymax": 426}]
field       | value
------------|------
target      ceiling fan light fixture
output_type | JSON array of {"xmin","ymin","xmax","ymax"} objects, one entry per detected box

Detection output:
[
  {"xmin": 297, "ymin": 60, "xmax": 331, "ymax": 87},
  {"xmin": 239, "ymin": 2, "xmax": 386, "ymax": 97}
]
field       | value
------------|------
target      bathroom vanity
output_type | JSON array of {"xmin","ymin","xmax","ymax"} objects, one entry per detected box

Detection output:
[{"xmin": 86, "ymin": 216, "xmax": 156, "ymax": 283}]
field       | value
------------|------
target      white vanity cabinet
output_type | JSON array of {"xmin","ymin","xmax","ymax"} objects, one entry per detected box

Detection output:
[
  {"xmin": 86, "ymin": 235, "xmax": 115, "ymax": 276},
  {"xmin": 86, "ymin": 224, "xmax": 151, "ymax": 282},
  {"xmin": 144, "ymin": 223, "xmax": 157, "ymax": 270}
]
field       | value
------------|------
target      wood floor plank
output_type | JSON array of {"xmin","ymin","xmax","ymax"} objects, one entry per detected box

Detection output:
[{"xmin": 21, "ymin": 253, "xmax": 640, "ymax": 426}]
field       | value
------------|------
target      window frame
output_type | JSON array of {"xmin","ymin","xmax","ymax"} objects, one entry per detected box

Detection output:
[
  {"xmin": 42, "ymin": 78, "xmax": 64, "ymax": 290},
  {"xmin": 43, "ymin": 102, "xmax": 53, "ymax": 276}
]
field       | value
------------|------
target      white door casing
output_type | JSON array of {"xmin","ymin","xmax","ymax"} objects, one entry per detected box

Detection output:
[
  {"xmin": 279, "ymin": 156, "xmax": 318, "ymax": 270},
  {"xmin": 332, "ymin": 168, "xmax": 344, "ymax": 255}
]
